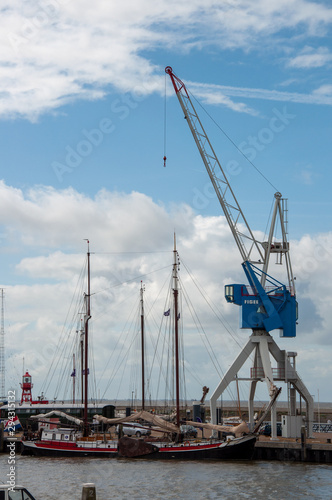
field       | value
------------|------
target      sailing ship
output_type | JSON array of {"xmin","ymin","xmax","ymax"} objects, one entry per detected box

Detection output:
[
  {"xmin": 21, "ymin": 242, "xmax": 118, "ymax": 457},
  {"xmin": 96, "ymin": 236, "xmax": 257, "ymax": 459},
  {"xmin": 21, "ymin": 237, "xmax": 256, "ymax": 459}
]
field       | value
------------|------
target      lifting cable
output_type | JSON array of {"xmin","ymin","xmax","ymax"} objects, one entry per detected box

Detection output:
[
  {"xmin": 188, "ymin": 88, "xmax": 280, "ymax": 193},
  {"xmin": 163, "ymin": 72, "xmax": 167, "ymax": 167}
]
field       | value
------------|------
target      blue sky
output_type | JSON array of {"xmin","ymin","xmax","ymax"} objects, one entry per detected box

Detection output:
[{"xmin": 0, "ymin": 0, "xmax": 332, "ymax": 405}]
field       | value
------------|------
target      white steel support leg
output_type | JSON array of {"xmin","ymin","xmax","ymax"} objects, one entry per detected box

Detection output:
[
  {"xmin": 255, "ymin": 335, "xmax": 275, "ymax": 393},
  {"xmin": 210, "ymin": 337, "xmax": 256, "ymax": 428},
  {"xmin": 210, "ymin": 329, "xmax": 314, "ymax": 438},
  {"xmin": 291, "ymin": 380, "xmax": 314, "ymax": 437},
  {"xmin": 255, "ymin": 335, "xmax": 278, "ymax": 439},
  {"xmin": 267, "ymin": 335, "xmax": 314, "ymax": 437}
]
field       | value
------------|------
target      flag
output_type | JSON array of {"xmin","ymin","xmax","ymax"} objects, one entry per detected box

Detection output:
[
  {"xmin": 82, "ymin": 368, "xmax": 90, "ymax": 375},
  {"xmin": 71, "ymin": 369, "xmax": 76, "ymax": 377},
  {"xmin": 177, "ymin": 313, "xmax": 180, "ymax": 320},
  {"xmin": 4, "ymin": 415, "xmax": 22, "ymax": 432},
  {"xmin": 164, "ymin": 309, "xmax": 170, "ymax": 316}
]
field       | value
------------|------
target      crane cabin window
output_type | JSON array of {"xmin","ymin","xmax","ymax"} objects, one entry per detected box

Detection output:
[{"xmin": 225, "ymin": 285, "xmax": 234, "ymax": 302}]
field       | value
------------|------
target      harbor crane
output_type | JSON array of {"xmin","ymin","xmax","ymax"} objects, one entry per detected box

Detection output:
[{"xmin": 165, "ymin": 66, "xmax": 314, "ymax": 438}]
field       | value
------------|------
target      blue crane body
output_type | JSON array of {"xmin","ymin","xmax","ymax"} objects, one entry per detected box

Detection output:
[{"xmin": 225, "ymin": 261, "xmax": 297, "ymax": 337}]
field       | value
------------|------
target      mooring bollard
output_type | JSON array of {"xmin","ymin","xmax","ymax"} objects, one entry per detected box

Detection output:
[{"xmin": 81, "ymin": 483, "xmax": 96, "ymax": 500}]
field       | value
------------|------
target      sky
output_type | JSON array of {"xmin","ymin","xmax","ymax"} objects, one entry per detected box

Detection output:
[{"xmin": 0, "ymin": 0, "xmax": 332, "ymax": 407}]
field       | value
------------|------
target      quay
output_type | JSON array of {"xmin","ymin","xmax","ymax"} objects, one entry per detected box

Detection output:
[{"xmin": 254, "ymin": 432, "xmax": 332, "ymax": 463}]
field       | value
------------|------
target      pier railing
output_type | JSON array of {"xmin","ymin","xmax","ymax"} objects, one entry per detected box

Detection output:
[{"xmin": 312, "ymin": 423, "xmax": 332, "ymax": 433}]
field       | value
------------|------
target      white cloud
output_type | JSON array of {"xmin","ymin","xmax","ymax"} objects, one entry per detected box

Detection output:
[
  {"xmin": 288, "ymin": 46, "xmax": 332, "ymax": 68},
  {"xmin": 190, "ymin": 81, "xmax": 332, "ymax": 107},
  {"xmin": 1, "ymin": 182, "xmax": 332, "ymax": 402},
  {"xmin": 313, "ymin": 84, "xmax": 332, "ymax": 96},
  {"xmin": 1, "ymin": 0, "xmax": 332, "ymax": 119},
  {"xmin": 294, "ymin": 165, "xmax": 319, "ymax": 186}
]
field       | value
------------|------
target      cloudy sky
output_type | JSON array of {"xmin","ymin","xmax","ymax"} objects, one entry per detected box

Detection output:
[{"xmin": 1, "ymin": 0, "xmax": 331, "ymax": 406}]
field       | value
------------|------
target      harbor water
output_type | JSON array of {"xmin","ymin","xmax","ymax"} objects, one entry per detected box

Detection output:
[{"xmin": 2, "ymin": 455, "xmax": 332, "ymax": 499}]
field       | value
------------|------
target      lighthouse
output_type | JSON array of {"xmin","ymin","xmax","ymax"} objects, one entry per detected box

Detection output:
[
  {"xmin": 20, "ymin": 371, "xmax": 33, "ymax": 403},
  {"xmin": 19, "ymin": 371, "xmax": 49, "ymax": 404}
]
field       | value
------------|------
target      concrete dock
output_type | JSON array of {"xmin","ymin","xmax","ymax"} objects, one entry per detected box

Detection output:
[{"xmin": 254, "ymin": 432, "xmax": 332, "ymax": 463}]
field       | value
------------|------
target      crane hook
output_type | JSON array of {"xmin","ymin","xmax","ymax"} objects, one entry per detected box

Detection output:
[{"xmin": 163, "ymin": 156, "xmax": 167, "ymax": 167}]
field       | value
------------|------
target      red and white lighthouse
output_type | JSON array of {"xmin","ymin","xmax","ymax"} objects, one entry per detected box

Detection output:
[{"xmin": 20, "ymin": 371, "xmax": 33, "ymax": 403}]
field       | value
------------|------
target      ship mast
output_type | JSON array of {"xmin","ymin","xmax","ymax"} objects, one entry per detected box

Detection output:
[
  {"xmin": 72, "ymin": 353, "xmax": 76, "ymax": 404},
  {"xmin": 83, "ymin": 240, "xmax": 91, "ymax": 436},
  {"xmin": 173, "ymin": 234, "xmax": 180, "ymax": 428},
  {"xmin": 80, "ymin": 319, "xmax": 84, "ymax": 405},
  {"xmin": 140, "ymin": 281, "xmax": 145, "ymax": 410}
]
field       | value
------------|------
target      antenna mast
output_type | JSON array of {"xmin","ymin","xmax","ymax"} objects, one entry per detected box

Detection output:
[{"xmin": 0, "ymin": 289, "xmax": 5, "ymax": 401}]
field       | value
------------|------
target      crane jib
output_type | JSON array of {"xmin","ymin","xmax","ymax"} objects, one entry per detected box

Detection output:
[{"xmin": 165, "ymin": 66, "xmax": 297, "ymax": 338}]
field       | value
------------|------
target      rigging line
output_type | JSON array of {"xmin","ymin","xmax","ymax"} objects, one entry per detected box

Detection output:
[
  {"xmin": 92, "ymin": 264, "xmax": 172, "ymax": 296},
  {"xmin": 129, "ymin": 309, "xmax": 141, "ymax": 400},
  {"xmin": 178, "ymin": 279, "xmax": 237, "ymax": 404},
  {"xmin": 148, "ymin": 279, "xmax": 173, "ymax": 401},
  {"xmin": 88, "ymin": 323, "xmax": 98, "ymax": 403},
  {"xmin": 112, "ymin": 338, "xmax": 136, "ymax": 402},
  {"xmin": 101, "ymin": 334, "xmax": 133, "ymax": 400},
  {"xmin": 176, "ymin": 256, "xmax": 236, "ymax": 396},
  {"xmin": 96, "ymin": 290, "xmax": 138, "ymax": 386},
  {"xmin": 51, "ymin": 291, "xmax": 90, "ymax": 399},
  {"xmin": 144, "ymin": 271, "xmax": 171, "ymax": 320},
  {"xmin": 154, "ymin": 316, "xmax": 169, "ymax": 402},
  {"xmin": 183, "ymin": 362, "xmax": 205, "ymax": 388},
  {"xmin": 45, "ymin": 294, "xmax": 85, "ymax": 398},
  {"xmin": 182, "ymin": 278, "xmax": 271, "ymax": 409},
  {"xmin": 53, "ymin": 322, "xmax": 79, "ymax": 399},
  {"xmin": 100, "ymin": 299, "xmax": 143, "ymax": 399},
  {"xmin": 154, "ymin": 277, "xmax": 176, "ymax": 398},
  {"xmin": 94, "ymin": 251, "xmax": 172, "ymax": 255},
  {"xmin": 179, "ymin": 259, "xmax": 263, "ymax": 403},
  {"xmin": 145, "ymin": 271, "xmax": 173, "ymax": 377},
  {"xmin": 93, "ymin": 283, "xmax": 137, "ymax": 327},
  {"xmin": 150, "ymin": 307, "xmax": 173, "ymax": 401},
  {"xmin": 160, "ymin": 278, "xmax": 176, "ymax": 403},
  {"xmin": 179, "ymin": 280, "xmax": 223, "ymax": 377},
  {"xmin": 141, "ymin": 267, "xmax": 174, "ymax": 386},
  {"xmin": 188, "ymin": 89, "xmax": 279, "ymax": 192},
  {"xmin": 178, "ymin": 293, "xmax": 187, "ymax": 405},
  {"xmin": 180, "ymin": 258, "xmax": 243, "ymax": 350},
  {"xmin": 41, "ymin": 256, "xmax": 87, "ymax": 395},
  {"xmin": 98, "ymin": 298, "xmax": 139, "ymax": 393}
]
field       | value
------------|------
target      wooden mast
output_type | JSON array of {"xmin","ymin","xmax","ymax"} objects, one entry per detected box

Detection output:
[
  {"xmin": 83, "ymin": 239, "xmax": 91, "ymax": 436},
  {"xmin": 72, "ymin": 353, "xmax": 75, "ymax": 404},
  {"xmin": 173, "ymin": 233, "xmax": 180, "ymax": 428},
  {"xmin": 80, "ymin": 319, "xmax": 84, "ymax": 405},
  {"xmin": 140, "ymin": 281, "xmax": 145, "ymax": 411}
]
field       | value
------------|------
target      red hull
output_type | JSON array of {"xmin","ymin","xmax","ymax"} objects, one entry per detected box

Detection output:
[{"xmin": 21, "ymin": 439, "xmax": 118, "ymax": 458}]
